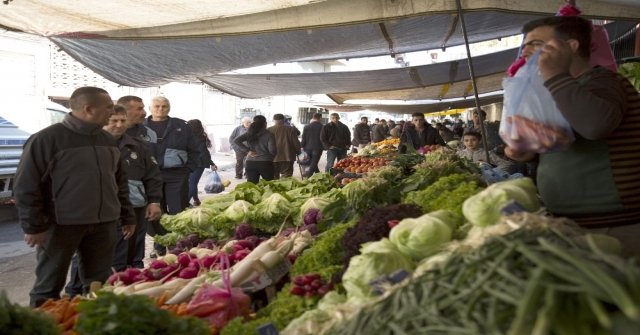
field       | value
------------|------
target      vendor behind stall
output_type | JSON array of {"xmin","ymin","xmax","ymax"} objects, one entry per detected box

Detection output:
[
  {"xmin": 506, "ymin": 16, "xmax": 640, "ymax": 257},
  {"xmin": 398, "ymin": 112, "xmax": 445, "ymax": 153}
]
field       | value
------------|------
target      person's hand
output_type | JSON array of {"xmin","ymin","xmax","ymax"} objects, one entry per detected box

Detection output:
[
  {"xmin": 248, "ymin": 151, "xmax": 258, "ymax": 158},
  {"xmin": 538, "ymin": 38, "xmax": 574, "ymax": 81},
  {"xmin": 145, "ymin": 203, "xmax": 162, "ymax": 221},
  {"xmin": 122, "ymin": 224, "xmax": 136, "ymax": 240},
  {"xmin": 24, "ymin": 232, "xmax": 46, "ymax": 249},
  {"xmin": 505, "ymin": 146, "xmax": 537, "ymax": 162},
  {"xmin": 211, "ymin": 164, "xmax": 218, "ymax": 171}
]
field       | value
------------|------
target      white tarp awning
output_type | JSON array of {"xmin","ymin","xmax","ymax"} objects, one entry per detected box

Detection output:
[{"xmin": 0, "ymin": 0, "xmax": 639, "ymax": 37}]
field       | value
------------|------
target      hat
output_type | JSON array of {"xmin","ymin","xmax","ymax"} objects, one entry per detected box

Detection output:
[{"xmin": 273, "ymin": 113, "xmax": 285, "ymax": 121}]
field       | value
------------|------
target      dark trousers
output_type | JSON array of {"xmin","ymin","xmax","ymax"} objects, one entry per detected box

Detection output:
[
  {"xmin": 305, "ymin": 149, "xmax": 322, "ymax": 178},
  {"xmin": 188, "ymin": 167, "xmax": 206, "ymax": 204},
  {"xmin": 273, "ymin": 161, "xmax": 294, "ymax": 179},
  {"xmin": 235, "ymin": 151, "xmax": 247, "ymax": 178},
  {"xmin": 325, "ymin": 148, "xmax": 348, "ymax": 172},
  {"xmin": 31, "ymin": 221, "xmax": 117, "ymax": 307},
  {"xmin": 245, "ymin": 160, "xmax": 275, "ymax": 184},
  {"xmin": 151, "ymin": 169, "xmax": 189, "ymax": 253}
]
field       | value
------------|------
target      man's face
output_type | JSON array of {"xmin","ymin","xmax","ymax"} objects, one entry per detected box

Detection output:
[
  {"xmin": 242, "ymin": 119, "xmax": 252, "ymax": 128},
  {"xmin": 330, "ymin": 115, "xmax": 340, "ymax": 123},
  {"xmin": 126, "ymin": 100, "xmax": 146, "ymax": 125},
  {"xmin": 411, "ymin": 116, "xmax": 425, "ymax": 128},
  {"xmin": 361, "ymin": 118, "xmax": 368, "ymax": 124},
  {"xmin": 88, "ymin": 93, "xmax": 115, "ymax": 126},
  {"xmin": 104, "ymin": 113, "xmax": 127, "ymax": 138},
  {"xmin": 464, "ymin": 135, "xmax": 480, "ymax": 151},
  {"xmin": 150, "ymin": 99, "xmax": 170, "ymax": 119},
  {"xmin": 521, "ymin": 26, "xmax": 555, "ymax": 61}
]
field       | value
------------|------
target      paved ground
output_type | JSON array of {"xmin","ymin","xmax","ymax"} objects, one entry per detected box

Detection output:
[{"xmin": 0, "ymin": 150, "xmax": 330, "ymax": 306}]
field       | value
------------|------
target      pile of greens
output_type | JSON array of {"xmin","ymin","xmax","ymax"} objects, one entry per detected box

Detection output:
[
  {"xmin": 403, "ymin": 173, "xmax": 485, "ymax": 217},
  {"xmin": 326, "ymin": 223, "xmax": 640, "ymax": 335},
  {"xmin": 74, "ymin": 292, "xmax": 211, "ymax": 335},
  {"xmin": 0, "ymin": 291, "xmax": 58, "ymax": 335}
]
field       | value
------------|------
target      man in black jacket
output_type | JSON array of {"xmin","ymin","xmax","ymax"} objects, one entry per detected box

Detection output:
[
  {"xmin": 320, "ymin": 113, "xmax": 351, "ymax": 172},
  {"xmin": 353, "ymin": 116, "xmax": 371, "ymax": 149},
  {"xmin": 14, "ymin": 87, "xmax": 136, "ymax": 307},
  {"xmin": 144, "ymin": 96, "xmax": 200, "ymax": 256},
  {"xmin": 301, "ymin": 113, "xmax": 324, "ymax": 177},
  {"xmin": 399, "ymin": 112, "xmax": 446, "ymax": 153}
]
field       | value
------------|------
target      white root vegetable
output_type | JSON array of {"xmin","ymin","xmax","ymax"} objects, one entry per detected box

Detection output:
[
  {"xmin": 134, "ymin": 281, "xmax": 162, "ymax": 292},
  {"xmin": 133, "ymin": 278, "xmax": 190, "ymax": 298},
  {"xmin": 113, "ymin": 284, "xmax": 136, "ymax": 295},
  {"xmin": 164, "ymin": 274, "xmax": 207, "ymax": 305}
]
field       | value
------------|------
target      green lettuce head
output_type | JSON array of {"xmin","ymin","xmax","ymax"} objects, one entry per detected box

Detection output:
[
  {"xmin": 342, "ymin": 238, "xmax": 415, "ymax": 299},
  {"xmin": 389, "ymin": 210, "xmax": 456, "ymax": 261},
  {"xmin": 462, "ymin": 178, "xmax": 540, "ymax": 227}
]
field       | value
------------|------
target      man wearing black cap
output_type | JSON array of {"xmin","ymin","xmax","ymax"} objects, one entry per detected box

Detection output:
[{"xmin": 268, "ymin": 114, "xmax": 301, "ymax": 179}]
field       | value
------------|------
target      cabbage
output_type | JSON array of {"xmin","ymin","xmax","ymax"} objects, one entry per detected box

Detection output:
[
  {"xmin": 297, "ymin": 197, "xmax": 332, "ymax": 226},
  {"xmin": 219, "ymin": 200, "xmax": 252, "ymax": 223},
  {"xmin": 342, "ymin": 238, "xmax": 415, "ymax": 299},
  {"xmin": 247, "ymin": 193, "xmax": 297, "ymax": 232},
  {"xmin": 389, "ymin": 210, "xmax": 456, "ymax": 261},
  {"xmin": 462, "ymin": 178, "xmax": 540, "ymax": 227}
]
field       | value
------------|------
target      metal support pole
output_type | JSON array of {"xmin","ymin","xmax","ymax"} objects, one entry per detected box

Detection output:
[{"xmin": 455, "ymin": 0, "xmax": 491, "ymax": 164}]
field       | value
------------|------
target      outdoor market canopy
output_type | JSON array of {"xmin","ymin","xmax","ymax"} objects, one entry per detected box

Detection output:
[{"xmin": 1, "ymin": 0, "xmax": 639, "ymax": 88}]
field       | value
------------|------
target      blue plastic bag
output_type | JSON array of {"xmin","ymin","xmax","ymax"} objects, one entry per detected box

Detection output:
[
  {"xmin": 204, "ymin": 171, "xmax": 225, "ymax": 194},
  {"xmin": 500, "ymin": 50, "xmax": 575, "ymax": 154}
]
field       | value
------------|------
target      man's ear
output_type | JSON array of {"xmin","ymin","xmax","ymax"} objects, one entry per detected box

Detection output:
[
  {"xmin": 567, "ymin": 39, "xmax": 581, "ymax": 55},
  {"xmin": 83, "ymin": 104, "xmax": 94, "ymax": 116}
]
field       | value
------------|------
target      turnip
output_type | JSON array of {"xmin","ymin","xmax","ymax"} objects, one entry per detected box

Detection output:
[
  {"xmin": 163, "ymin": 254, "xmax": 178, "ymax": 265},
  {"xmin": 142, "ymin": 268, "xmax": 155, "ymax": 281},
  {"xmin": 245, "ymin": 236, "xmax": 261, "ymax": 248},
  {"xmin": 131, "ymin": 274, "xmax": 147, "ymax": 283},
  {"xmin": 160, "ymin": 263, "xmax": 180, "ymax": 279},
  {"xmin": 149, "ymin": 260, "xmax": 168, "ymax": 269},
  {"xmin": 169, "ymin": 248, "xmax": 182, "ymax": 256},
  {"xmin": 178, "ymin": 267, "xmax": 198, "ymax": 279},
  {"xmin": 233, "ymin": 249, "xmax": 251, "ymax": 262}
]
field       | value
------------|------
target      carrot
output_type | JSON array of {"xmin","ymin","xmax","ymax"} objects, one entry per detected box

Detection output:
[
  {"xmin": 176, "ymin": 304, "xmax": 188, "ymax": 316},
  {"xmin": 57, "ymin": 300, "xmax": 70, "ymax": 321},
  {"xmin": 58, "ymin": 314, "xmax": 78, "ymax": 331},
  {"xmin": 38, "ymin": 299, "xmax": 55, "ymax": 309},
  {"xmin": 71, "ymin": 295, "xmax": 81, "ymax": 304},
  {"xmin": 62, "ymin": 302, "xmax": 76, "ymax": 322},
  {"xmin": 156, "ymin": 293, "xmax": 168, "ymax": 307}
]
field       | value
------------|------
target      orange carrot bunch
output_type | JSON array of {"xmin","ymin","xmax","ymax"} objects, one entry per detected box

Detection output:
[{"xmin": 35, "ymin": 296, "xmax": 81, "ymax": 335}]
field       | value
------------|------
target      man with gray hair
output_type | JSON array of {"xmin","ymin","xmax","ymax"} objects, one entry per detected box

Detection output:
[
  {"xmin": 143, "ymin": 96, "xmax": 199, "ymax": 257},
  {"xmin": 229, "ymin": 117, "xmax": 252, "ymax": 179}
]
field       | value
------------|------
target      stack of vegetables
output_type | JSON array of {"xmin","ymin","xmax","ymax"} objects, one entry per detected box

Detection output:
[{"xmin": 155, "ymin": 174, "xmax": 339, "ymax": 246}]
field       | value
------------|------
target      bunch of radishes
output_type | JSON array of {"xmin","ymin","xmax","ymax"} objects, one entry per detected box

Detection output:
[
  {"xmin": 289, "ymin": 273, "xmax": 334, "ymax": 297},
  {"xmin": 108, "ymin": 239, "xmax": 260, "ymax": 287}
]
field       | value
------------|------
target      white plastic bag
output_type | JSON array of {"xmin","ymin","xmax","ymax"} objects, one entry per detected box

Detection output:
[{"xmin": 204, "ymin": 171, "xmax": 225, "ymax": 194}]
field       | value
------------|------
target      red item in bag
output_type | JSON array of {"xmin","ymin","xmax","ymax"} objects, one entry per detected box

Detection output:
[{"xmin": 186, "ymin": 256, "xmax": 251, "ymax": 330}]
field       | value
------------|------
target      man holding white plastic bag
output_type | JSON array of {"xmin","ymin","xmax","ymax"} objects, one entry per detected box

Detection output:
[{"xmin": 505, "ymin": 16, "xmax": 640, "ymax": 257}]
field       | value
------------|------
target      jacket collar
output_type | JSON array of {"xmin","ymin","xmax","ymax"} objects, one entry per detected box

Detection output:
[
  {"xmin": 62, "ymin": 113, "xmax": 104, "ymax": 135},
  {"xmin": 118, "ymin": 133, "xmax": 139, "ymax": 150}
]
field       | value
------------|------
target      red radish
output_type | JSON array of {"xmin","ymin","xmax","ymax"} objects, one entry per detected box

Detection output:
[
  {"xmin": 160, "ymin": 263, "xmax": 180, "ymax": 278},
  {"xmin": 124, "ymin": 268, "xmax": 142, "ymax": 277},
  {"xmin": 388, "ymin": 220, "xmax": 400, "ymax": 229},
  {"xmin": 304, "ymin": 290, "xmax": 315, "ymax": 297},
  {"xmin": 302, "ymin": 275, "xmax": 315, "ymax": 285},
  {"xmin": 310, "ymin": 280, "xmax": 323, "ymax": 289},
  {"xmin": 188, "ymin": 253, "xmax": 197, "ymax": 259},
  {"xmin": 200, "ymin": 255, "xmax": 218, "ymax": 269},
  {"xmin": 131, "ymin": 274, "xmax": 147, "ymax": 283},
  {"xmin": 108, "ymin": 272, "xmax": 131, "ymax": 286},
  {"xmin": 177, "ymin": 253, "xmax": 191, "ymax": 267},
  {"xmin": 149, "ymin": 260, "xmax": 168, "ymax": 269},
  {"xmin": 287, "ymin": 254, "xmax": 297, "ymax": 264},
  {"xmin": 233, "ymin": 249, "xmax": 251, "ymax": 262},
  {"xmin": 317, "ymin": 286, "xmax": 329, "ymax": 296},
  {"xmin": 233, "ymin": 240, "xmax": 254, "ymax": 250},
  {"xmin": 292, "ymin": 276, "xmax": 305, "ymax": 286},
  {"xmin": 308, "ymin": 273, "xmax": 321, "ymax": 281},
  {"xmin": 289, "ymin": 286, "xmax": 304, "ymax": 296},
  {"xmin": 188, "ymin": 259, "xmax": 201, "ymax": 271},
  {"xmin": 142, "ymin": 268, "xmax": 155, "ymax": 281},
  {"xmin": 178, "ymin": 267, "xmax": 198, "ymax": 279},
  {"xmin": 303, "ymin": 285, "xmax": 313, "ymax": 292}
]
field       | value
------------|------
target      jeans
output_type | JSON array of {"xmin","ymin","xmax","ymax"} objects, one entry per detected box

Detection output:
[
  {"xmin": 305, "ymin": 149, "xmax": 322, "ymax": 177},
  {"xmin": 245, "ymin": 160, "xmax": 275, "ymax": 184},
  {"xmin": 188, "ymin": 167, "xmax": 206, "ymax": 203},
  {"xmin": 325, "ymin": 148, "xmax": 348, "ymax": 172}
]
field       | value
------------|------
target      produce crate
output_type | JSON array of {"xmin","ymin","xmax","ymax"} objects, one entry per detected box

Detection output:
[{"xmin": 329, "ymin": 168, "xmax": 344, "ymax": 176}]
